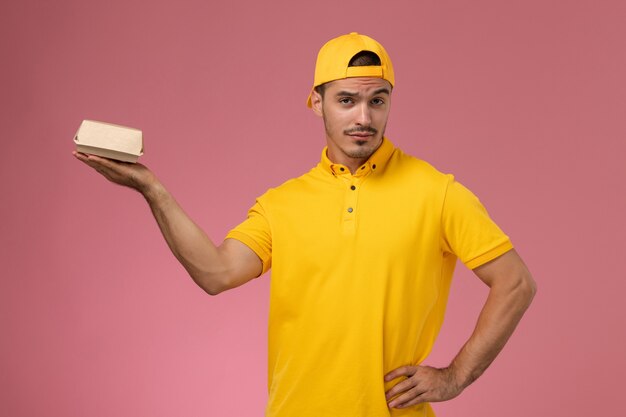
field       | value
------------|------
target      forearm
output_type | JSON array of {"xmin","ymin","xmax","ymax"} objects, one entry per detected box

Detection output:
[
  {"xmin": 448, "ymin": 270, "xmax": 536, "ymax": 389},
  {"xmin": 141, "ymin": 181, "xmax": 228, "ymax": 294},
  {"xmin": 73, "ymin": 152, "xmax": 238, "ymax": 294}
]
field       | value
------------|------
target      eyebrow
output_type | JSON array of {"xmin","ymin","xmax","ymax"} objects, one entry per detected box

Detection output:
[{"xmin": 335, "ymin": 88, "xmax": 391, "ymax": 97}]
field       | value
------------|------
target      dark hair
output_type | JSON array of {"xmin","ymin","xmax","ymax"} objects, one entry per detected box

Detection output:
[{"xmin": 314, "ymin": 51, "xmax": 382, "ymax": 97}]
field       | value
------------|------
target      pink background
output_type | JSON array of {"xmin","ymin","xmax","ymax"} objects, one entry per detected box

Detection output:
[{"xmin": 1, "ymin": 0, "xmax": 625, "ymax": 415}]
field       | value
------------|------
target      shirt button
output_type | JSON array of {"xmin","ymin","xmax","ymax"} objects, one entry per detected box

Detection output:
[
  {"xmin": 350, "ymin": 185, "xmax": 356, "ymax": 190},
  {"xmin": 347, "ymin": 207, "xmax": 353, "ymax": 213}
]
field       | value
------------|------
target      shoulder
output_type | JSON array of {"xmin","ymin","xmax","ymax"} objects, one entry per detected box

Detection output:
[
  {"xmin": 256, "ymin": 166, "xmax": 325, "ymax": 204},
  {"xmin": 386, "ymin": 147, "xmax": 452, "ymax": 189}
]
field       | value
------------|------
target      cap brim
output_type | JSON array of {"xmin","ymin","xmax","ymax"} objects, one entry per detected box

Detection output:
[{"xmin": 306, "ymin": 89, "xmax": 313, "ymax": 108}]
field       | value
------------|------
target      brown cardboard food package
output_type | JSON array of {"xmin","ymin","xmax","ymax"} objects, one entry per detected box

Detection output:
[{"xmin": 74, "ymin": 120, "xmax": 143, "ymax": 163}]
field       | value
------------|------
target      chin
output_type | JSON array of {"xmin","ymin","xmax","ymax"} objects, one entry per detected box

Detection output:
[
  {"xmin": 349, "ymin": 137, "xmax": 381, "ymax": 157},
  {"xmin": 345, "ymin": 145, "xmax": 376, "ymax": 159}
]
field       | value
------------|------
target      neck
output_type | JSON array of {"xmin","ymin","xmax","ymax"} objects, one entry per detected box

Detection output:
[
  {"xmin": 325, "ymin": 137, "xmax": 383, "ymax": 174},
  {"xmin": 326, "ymin": 148, "xmax": 368, "ymax": 174}
]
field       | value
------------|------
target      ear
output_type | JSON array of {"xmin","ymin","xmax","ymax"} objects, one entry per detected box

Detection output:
[{"xmin": 310, "ymin": 89, "xmax": 323, "ymax": 117}]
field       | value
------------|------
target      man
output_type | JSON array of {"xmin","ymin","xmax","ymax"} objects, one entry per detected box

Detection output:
[{"xmin": 74, "ymin": 33, "xmax": 536, "ymax": 416}]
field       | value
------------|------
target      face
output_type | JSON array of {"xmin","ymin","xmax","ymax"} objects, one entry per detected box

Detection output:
[{"xmin": 311, "ymin": 77, "xmax": 392, "ymax": 167}]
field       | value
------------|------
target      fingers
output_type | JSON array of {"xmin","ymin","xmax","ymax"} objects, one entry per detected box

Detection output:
[
  {"xmin": 72, "ymin": 150, "xmax": 154, "ymax": 193},
  {"xmin": 73, "ymin": 151, "xmax": 119, "ymax": 168},
  {"xmin": 385, "ymin": 374, "xmax": 414, "ymax": 400},
  {"xmin": 73, "ymin": 152, "xmax": 109, "ymax": 174},
  {"xmin": 73, "ymin": 151, "xmax": 106, "ymax": 168},
  {"xmin": 72, "ymin": 150, "xmax": 125, "ymax": 182},
  {"xmin": 73, "ymin": 151, "xmax": 131, "ymax": 174},
  {"xmin": 385, "ymin": 365, "xmax": 419, "ymax": 408},
  {"xmin": 385, "ymin": 365, "xmax": 462, "ymax": 409},
  {"xmin": 384, "ymin": 365, "xmax": 415, "ymax": 382},
  {"xmin": 388, "ymin": 385, "xmax": 426, "ymax": 408},
  {"xmin": 73, "ymin": 150, "xmax": 88, "ymax": 162},
  {"xmin": 389, "ymin": 389, "xmax": 426, "ymax": 409},
  {"xmin": 386, "ymin": 376, "xmax": 428, "ymax": 408},
  {"xmin": 384, "ymin": 365, "xmax": 446, "ymax": 408}
]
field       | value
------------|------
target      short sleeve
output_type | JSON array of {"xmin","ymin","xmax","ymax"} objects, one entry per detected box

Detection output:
[
  {"xmin": 441, "ymin": 174, "xmax": 513, "ymax": 270},
  {"xmin": 226, "ymin": 199, "xmax": 272, "ymax": 274}
]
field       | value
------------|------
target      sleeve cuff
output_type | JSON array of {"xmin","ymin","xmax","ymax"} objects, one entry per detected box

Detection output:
[
  {"xmin": 464, "ymin": 239, "xmax": 514, "ymax": 270},
  {"xmin": 225, "ymin": 230, "xmax": 272, "ymax": 275}
]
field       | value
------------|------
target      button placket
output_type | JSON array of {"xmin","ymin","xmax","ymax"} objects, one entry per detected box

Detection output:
[{"xmin": 341, "ymin": 176, "xmax": 362, "ymax": 235}]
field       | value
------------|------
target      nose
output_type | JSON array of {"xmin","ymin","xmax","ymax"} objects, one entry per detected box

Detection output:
[{"xmin": 355, "ymin": 102, "xmax": 372, "ymax": 126}]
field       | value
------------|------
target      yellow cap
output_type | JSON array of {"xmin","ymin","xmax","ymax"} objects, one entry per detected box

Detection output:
[{"xmin": 306, "ymin": 32, "xmax": 395, "ymax": 107}]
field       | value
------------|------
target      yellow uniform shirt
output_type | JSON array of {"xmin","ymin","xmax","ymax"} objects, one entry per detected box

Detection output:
[{"xmin": 226, "ymin": 137, "xmax": 513, "ymax": 416}]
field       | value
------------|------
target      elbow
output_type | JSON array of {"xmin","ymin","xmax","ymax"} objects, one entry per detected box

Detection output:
[
  {"xmin": 203, "ymin": 284, "xmax": 224, "ymax": 296},
  {"xmin": 515, "ymin": 270, "xmax": 537, "ymax": 307},
  {"xmin": 191, "ymin": 271, "xmax": 233, "ymax": 296},
  {"xmin": 524, "ymin": 269, "xmax": 537, "ymax": 297},
  {"xmin": 528, "ymin": 275, "xmax": 538, "ymax": 299},
  {"xmin": 207, "ymin": 275, "xmax": 234, "ymax": 296}
]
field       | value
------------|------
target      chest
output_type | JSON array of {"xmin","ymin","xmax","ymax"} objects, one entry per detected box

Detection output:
[{"xmin": 269, "ymin": 175, "xmax": 445, "ymax": 262}]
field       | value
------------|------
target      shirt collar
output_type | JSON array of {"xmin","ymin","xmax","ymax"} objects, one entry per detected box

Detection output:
[{"xmin": 319, "ymin": 136, "xmax": 395, "ymax": 177}]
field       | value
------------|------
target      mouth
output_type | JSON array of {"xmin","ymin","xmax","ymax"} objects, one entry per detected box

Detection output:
[
  {"xmin": 345, "ymin": 127, "xmax": 377, "ymax": 138},
  {"xmin": 347, "ymin": 132, "xmax": 375, "ymax": 146}
]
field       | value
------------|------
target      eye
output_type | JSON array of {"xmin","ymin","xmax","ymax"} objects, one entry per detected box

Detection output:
[
  {"xmin": 339, "ymin": 97, "xmax": 354, "ymax": 105},
  {"xmin": 371, "ymin": 98, "xmax": 385, "ymax": 105}
]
